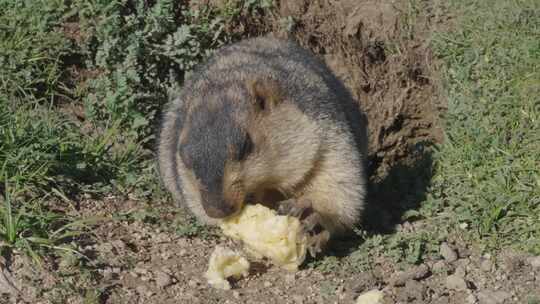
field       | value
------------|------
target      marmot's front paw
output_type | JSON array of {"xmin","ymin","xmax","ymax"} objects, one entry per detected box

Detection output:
[{"xmin": 277, "ymin": 198, "xmax": 330, "ymax": 258}]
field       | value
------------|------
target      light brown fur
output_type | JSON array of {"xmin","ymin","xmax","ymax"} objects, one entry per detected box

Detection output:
[{"xmin": 158, "ymin": 36, "xmax": 369, "ymax": 247}]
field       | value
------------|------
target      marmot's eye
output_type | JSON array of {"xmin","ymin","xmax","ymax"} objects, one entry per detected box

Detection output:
[{"xmin": 238, "ymin": 133, "xmax": 254, "ymax": 161}]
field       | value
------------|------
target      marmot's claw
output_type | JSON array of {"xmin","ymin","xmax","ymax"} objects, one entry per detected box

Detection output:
[
  {"xmin": 307, "ymin": 229, "xmax": 330, "ymax": 258},
  {"xmin": 277, "ymin": 198, "xmax": 312, "ymax": 219},
  {"xmin": 277, "ymin": 198, "xmax": 330, "ymax": 258}
]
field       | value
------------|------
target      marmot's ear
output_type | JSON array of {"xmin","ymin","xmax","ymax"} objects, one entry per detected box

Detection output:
[{"xmin": 246, "ymin": 77, "xmax": 283, "ymax": 112}]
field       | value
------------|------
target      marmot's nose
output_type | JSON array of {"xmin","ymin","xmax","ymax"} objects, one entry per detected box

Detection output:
[{"xmin": 202, "ymin": 195, "xmax": 239, "ymax": 219}]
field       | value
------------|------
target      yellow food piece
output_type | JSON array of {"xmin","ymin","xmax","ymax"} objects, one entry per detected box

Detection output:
[
  {"xmin": 220, "ymin": 204, "xmax": 308, "ymax": 271},
  {"xmin": 204, "ymin": 246, "xmax": 250, "ymax": 290},
  {"xmin": 355, "ymin": 289, "xmax": 384, "ymax": 304}
]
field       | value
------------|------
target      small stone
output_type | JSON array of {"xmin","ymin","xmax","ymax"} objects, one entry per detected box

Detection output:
[
  {"xmin": 155, "ymin": 271, "xmax": 172, "ymax": 288},
  {"xmin": 134, "ymin": 267, "xmax": 148, "ymax": 275},
  {"xmin": 111, "ymin": 239, "xmax": 126, "ymax": 250},
  {"xmin": 412, "ymin": 264, "xmax": 431, "ymax": 280},
  {"xmin": 355, "ymin": 289, "xmax": 384, "ymax": 304},
  {"xmin": 232, "ymin": 291, "xmax": 240, "ymax": 299},
  {"xmin": 433, "ymin": 260, "xmax": 449, "ymax": 273},
  {"xmin": 434, "ymin": 296, "xmax": 450, "ymax": 304},
  {"xmin": 161, "ymin": 251, "xmax": 172, "ymax": 260},
  {"xmin": 440, "ymin": 243, "xmax": 458, "ymax": 262},
  {"xmin": 292, "ymin": 295, "xmax": 304, "ymax": 304},
  {"xmin": 466, "ymin": 294, "xmax": 477, "ymax": 304},
  {"xmin": 389, "ymin": 271, "xmax": 408, "ymax": 287},
  {"xmin": 135, "ymin": 285, "xmax": 150, "ymax": 296},
  {"xmin": 285, "ymin": 273, "xmax": 296, "ymax": 284},
  {"xmin": 389, "ymin": 264, "xmax": 430, "ymax": 286},
  {"xmin": 102, "ymin": 268, "xmax": 114, "ymax": 280},
  {"xmin": 527, "ymin": 256, "xmax": 540, "ymax": 269},
  {"xmin": 98, "ymin": 242, "xmax": 114, "ymax": 253},
  {"xmin": 188, "ymin": 279, "xmax": 199, "ymax": 288},
  {"xmin": 446, "ymin": 274, "xmax": 469, "ymax": 291},
  {"xmin": 455, "ymin": 265, "xmax": 467, "ymax": 278},
  {"xmin": 405, "ymin": 280, "xmax": 426, "ymax": 300},
  {"xmin": 264, "ymin": 281, "xmax": 272, "ymax": 288},
  {"xmin": 480, "ymin": 258, "xmax": 492, "ymax": 272},
  {"xmin": 477, "ymin": 290, "xmax": 511, "ymax": 304}
]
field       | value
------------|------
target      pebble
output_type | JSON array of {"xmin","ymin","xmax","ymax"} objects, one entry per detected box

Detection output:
[
  {"xmin": 477, "ymin": 290, "xmax": 511, "ymax": 304},
  {"xmin": 480, "ymin": 258, "xmax": 492, "ymax": 272},
  {"xmin": 440, "ymin": 242, "xmax": 458, "ymax": 262},
  {"xmin": 527, "ymin": 256, "xmax": 540, "ymax": 269},
  {"xmin": 405, "ymin": 280, "xmax": 426, "ymax": 300},
  {"xmin": 389, "ymin": 264, "xmax": 431, "ymax": 286},
  {"xmin": 446, "ymin": 274, "xmax": 468, "ymax": 291},
  {"xmin": 232, "ymin": 291, "xmax": 240, "ymax": 299},
  {"xmin": 102, "ymin": 268, "xmax": 114, "ymax": 280},
  {"xmin": 135, "ymin": 285, "xmax": 154, "ymax": 297},
  {"xmin": 412, "ymin": 264, "xmax": 431, "ymax": 280},
  {"xmin": 433, "ymin": 260, "xmax": 449, "ymax": 273},
  {"xmin": 134, "ymin": 267, "xmax": 148, "ymax": 275},
  {"xmin": 389, "ymin": 271, "xmax": 408, "ymax": 287},
  {"xmin": 264, "ymin": 281, "xmax": 272, "ymax": 288},
  {"xmin": 292, "ymin": 295, "xmax": 304, "ymax": 304},
  {"xmin": 355, "ymin": 289, "xmax": 384, "ymax": 304},
  {"xmin": 466, "ymin": 293, "xmax": 477, "ymax": 304},
  {"xmin": 111, "ymin": 239, "xmax": 126, "ymax": 250},
  {"xmin": 285, "ymin": 273, "xmax": 297, "ymax": 284},
  {"xmin": 161, "ymin": 251, "xmax": 172, "ymax": 260},
  {"xmin": 155, "ymin": 271, "xmax": 172, "ymax": 288},
  {"xmin": 455, "ymin": 265, "xmax": 467, "ymax": 278}
]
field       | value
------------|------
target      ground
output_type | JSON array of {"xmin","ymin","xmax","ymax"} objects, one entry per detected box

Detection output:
[{"xmin": 1, "ymin": 0, "xmax": 539, "ymax": 303}]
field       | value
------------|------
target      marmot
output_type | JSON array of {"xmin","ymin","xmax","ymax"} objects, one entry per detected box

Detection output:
[{"xmin": 158, "ymin": 36, "xmax": 368, "ymax": 256}]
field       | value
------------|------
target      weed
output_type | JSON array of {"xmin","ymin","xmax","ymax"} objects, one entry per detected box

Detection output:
[
  {"xmin": 0, "ymin": 0, "xmax": 70, "ymax": 101},
  {"xmin": 0, "ymin": 180, "xmax": 102, "ymax": 267},
  {"xmin": 319, "ymin": 280, "xmax": 337, "ymax": 299},
  {"xmin": 308, "ymin": 255, "xmax": 341, "ymax": 274},
  {"xmin": 71, "ymin": 0, "xmax": 272, "ymax": 145},
  {"xmin": 528, "ymin": 296, "xmax": 540, "ymax": 304},
  {"xmin": 174, "ymin": 215, "xmax": 216, "ymax": 239}
]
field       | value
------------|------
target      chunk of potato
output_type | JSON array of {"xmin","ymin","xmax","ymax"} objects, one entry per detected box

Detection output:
[
  {"xmin": 219, "ymin": 204, "xmax": 308, "ymax": 271},
  {"xmin": 204, "ymin": 246, "xmax": 250, "ymax": 290}
]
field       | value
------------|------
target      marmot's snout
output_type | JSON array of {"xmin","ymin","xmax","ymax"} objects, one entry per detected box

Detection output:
[{"xmin": 201, "ymin": 192, "xmax": 241, "ymax": 219}]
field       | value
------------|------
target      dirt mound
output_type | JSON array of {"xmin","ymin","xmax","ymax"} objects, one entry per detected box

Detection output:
[{"xmin": 270, "ymin": 0, "xmax": 444, "ymax": 178}]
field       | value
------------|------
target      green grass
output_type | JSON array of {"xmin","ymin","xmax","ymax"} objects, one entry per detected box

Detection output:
[
  {"xmin": 333, "ymin": 0, "xmax": 540, "ymax": 272},
  {"xmin": 0, "ymin": 0, "xmax": 274, "ymax": 266},
  {"xmin": 427, "ymin": 0, "xmax": 540, "ymax": 253}
]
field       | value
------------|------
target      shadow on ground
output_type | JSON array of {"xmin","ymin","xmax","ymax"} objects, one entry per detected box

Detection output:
[{"xmin": 326, "ymin": 144, "xmax": 436, "ymax": 258}]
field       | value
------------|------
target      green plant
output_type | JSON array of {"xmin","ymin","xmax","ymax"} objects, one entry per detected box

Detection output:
[
  {"xmin": 174, "ymin": 214, "xmax": 216, "ymax": 239},
  {"xmin": 428, "ymin": 0, "xmax": 540, "ymax": 253},
  {"xmin": 0, "ymin": 180, "xmax": 102, "ymax": 267},
  {"xmin": 308, "ymin": 255, "xmax": 341, "ymax": 273},
  {"xmin": 0, "ymin": 0, "xmax": 71, "ymax": 101},
  {"xmin": 71, "ymin": 0, "xmax": 272, "ymax": 145}
]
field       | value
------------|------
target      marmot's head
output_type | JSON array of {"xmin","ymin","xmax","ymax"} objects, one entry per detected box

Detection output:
[{"xmin": 178, "ymin": 77, "xmax": 321, "ymax": 219}]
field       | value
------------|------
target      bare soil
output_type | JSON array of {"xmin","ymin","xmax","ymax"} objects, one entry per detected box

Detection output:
[
  {"xmin": 3, "ymin": 198, "xmax": 539, "ymax": 304},
  {"xmin": 2, "ymin": 1, "xmax": 539, "ymax": 303}
]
